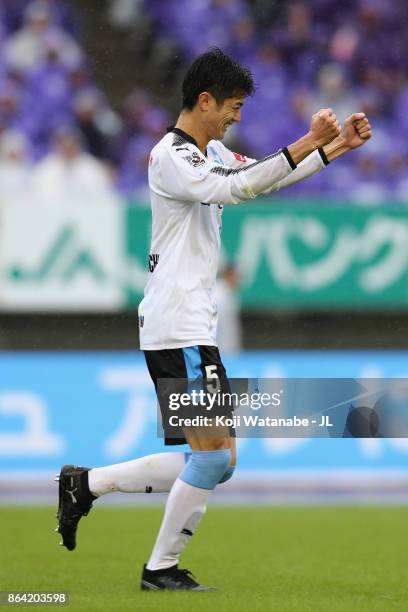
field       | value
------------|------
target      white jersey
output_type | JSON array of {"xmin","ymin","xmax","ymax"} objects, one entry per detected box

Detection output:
[{"xmin": 138, "ymin": 127, "xmax": 328, "ymax": 350}]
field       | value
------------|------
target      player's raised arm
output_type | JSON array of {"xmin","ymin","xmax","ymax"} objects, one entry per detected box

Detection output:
[
  {"xmin": 152, "ymin": 139, "xmax": 296, "ymax": 205},
  {"xmin": 214, "ymin": 137, "xmax": 326, "ymax": 195},
  {"xmin": 153, "ymin": 107, "xmax": 340, "ymax": 205},
  {"xmin": 268, "ymin": 112, "xmax": 372, "ymax": 194}
]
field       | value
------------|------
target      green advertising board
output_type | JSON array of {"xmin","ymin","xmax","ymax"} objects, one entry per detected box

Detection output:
[
  {"xmin": 126, "ymin": 203, "xmax": 408, "ymax": 311},
  {"xmin": 1, "ymin": 202, "xmax": 407, "ymax": 311}
]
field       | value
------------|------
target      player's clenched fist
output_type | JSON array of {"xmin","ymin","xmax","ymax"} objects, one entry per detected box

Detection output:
[
  {"xmin": 309, "ymin": 108, "xmax": 341, "ymax": 148},
  {"xmin": 340, "ymin": 113, "xmax": 372, "ymax": 150}
]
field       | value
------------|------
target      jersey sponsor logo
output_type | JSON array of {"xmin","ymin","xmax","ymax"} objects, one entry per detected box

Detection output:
[
  {"xmin": 183, "ymin": 151, "xmax": 206, "ymax": 168},
  {"xmin": 148, "ymin": 253, "xmax": 160, "ymax": 273},
  {"xmin": 233, "ymin": 152, "xmax": 247, "ymax": 162},
  {"xmin": 175, "ymin": 147, "xmax": 190, "ymax": 152}
]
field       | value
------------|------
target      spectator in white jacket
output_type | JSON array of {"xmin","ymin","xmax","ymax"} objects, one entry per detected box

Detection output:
[
  {"xmin": 0, "ymin": 130, "xmax": 32, "ymax": 206},
  {"xmin": 4, "ymin": 1, "xmax": 82, "ymax": 75},
  {"xmin": 31, "ymin": 127, "xmax": 119, "ymax": 206}
]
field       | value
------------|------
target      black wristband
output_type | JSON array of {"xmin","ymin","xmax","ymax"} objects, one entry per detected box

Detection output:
[
  {"xmin": 281, "ymin": 147, "xmax": 297, "ymax": 170},
  {"xmin": 318, "ymin": 147, "xmax": 330, "ymax": 166}
]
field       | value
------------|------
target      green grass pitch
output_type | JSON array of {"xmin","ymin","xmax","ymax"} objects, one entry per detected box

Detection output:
[{"xmin": 1, "ymin": 506, "xmax": 407, "ymax": 611}]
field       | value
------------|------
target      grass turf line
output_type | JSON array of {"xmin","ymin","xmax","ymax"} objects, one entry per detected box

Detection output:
[{"xmin": 0, "ymin": 506, "xmax": 407, "ymax": 611}]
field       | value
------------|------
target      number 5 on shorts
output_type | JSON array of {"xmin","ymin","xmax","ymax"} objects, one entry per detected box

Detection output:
[{"xmin": 205, "ymin": 364, "xmax": 219, "ymax": 393}]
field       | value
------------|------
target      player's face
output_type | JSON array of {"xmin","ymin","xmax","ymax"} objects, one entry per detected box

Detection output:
[{"xmin": 209, "ymin": 96, "xmax": 244, "ymax": 140}]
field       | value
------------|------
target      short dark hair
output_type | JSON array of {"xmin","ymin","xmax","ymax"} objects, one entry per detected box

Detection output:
[{"xmin": 182, "ymin": 48, "xmax": 255, "ymax": 110}]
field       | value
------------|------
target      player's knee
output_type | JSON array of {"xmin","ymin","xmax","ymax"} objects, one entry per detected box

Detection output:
[{"xmin": 180, "ymin": 449, "xmax": 232, "ymax": 490}]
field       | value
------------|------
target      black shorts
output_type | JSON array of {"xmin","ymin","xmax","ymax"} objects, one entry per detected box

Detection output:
[{"xmin": 144, "ymin": 345, "xmax": 233, "ymax": 445}]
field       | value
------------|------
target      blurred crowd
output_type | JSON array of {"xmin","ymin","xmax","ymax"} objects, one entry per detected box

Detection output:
[
  {"xmin": 0, "ymin": 0, "xmax": 407, "ymax": 206},
  {"xmin": 0, "ymin": 0, "xmax": 169, "ymax": 206},
  {"xmin": 145, "ymin": 0, "xmax": 408, "ymax": 204}
]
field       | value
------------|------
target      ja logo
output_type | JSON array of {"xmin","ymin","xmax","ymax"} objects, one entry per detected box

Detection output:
[{"xmin": 9, "ymin": 226, "xmax": 106, "ymax": 283}]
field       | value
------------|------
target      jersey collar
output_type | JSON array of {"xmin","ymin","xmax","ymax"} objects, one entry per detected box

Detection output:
[{"xmin": 167, "ymin": 126, "xmax": 198, "ymax": 148}]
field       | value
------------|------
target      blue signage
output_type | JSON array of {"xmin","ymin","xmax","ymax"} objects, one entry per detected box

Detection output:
[{"xmin": 1, "ymin": 351, "xmax": 408, "ymax": 474}]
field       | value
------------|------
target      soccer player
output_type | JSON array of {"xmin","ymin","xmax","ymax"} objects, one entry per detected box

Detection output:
[{"xmin": 55, "ymin": 48, "xmax": 372, "ymax": 591}]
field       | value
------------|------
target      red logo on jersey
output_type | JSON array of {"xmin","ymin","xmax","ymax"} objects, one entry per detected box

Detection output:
[{"xmin": 233, "ymin": 152, "xmax": 247, "ymax": 163}]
